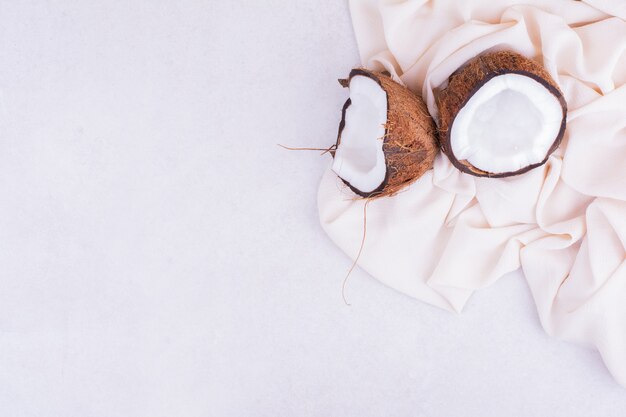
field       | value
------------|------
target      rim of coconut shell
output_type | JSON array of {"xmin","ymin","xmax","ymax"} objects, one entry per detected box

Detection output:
[
  {"xmin": 437, "ymin": 52, "xmax": 568, "ymax": 178},
  {"xmin": 333, "ymin": 69, "xmax": 437, "ymax": 198}
]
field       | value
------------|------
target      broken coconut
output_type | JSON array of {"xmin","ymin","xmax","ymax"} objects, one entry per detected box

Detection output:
[
  {"xmin": 332, "ymin": 69, "xmax": 438, "ymax": 198},
  {"xmin": 437, "ymin": 51, "xmax": 567, "ymax": 177}
]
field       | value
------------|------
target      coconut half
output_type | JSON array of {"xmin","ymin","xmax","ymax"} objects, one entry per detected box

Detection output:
[
  {"xmin": 437, "ymin": 51, "xmax": 567, "ymax": 177},
  {"xmin": 332, "ymin": 69, "xmax": 438, "ymax": 198}
]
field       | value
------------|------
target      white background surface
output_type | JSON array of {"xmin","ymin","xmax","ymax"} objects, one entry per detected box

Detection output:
[{"xmin": 0, "ymin": 1, "xmax": 625, "ymax": 416}]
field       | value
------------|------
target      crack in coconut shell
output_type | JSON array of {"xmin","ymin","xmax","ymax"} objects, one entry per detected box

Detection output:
[
  {"xmin": 436, "ymin": 51, "xmax": 568, "ymax": 178},
  {"xmin": 333, "ymin": 69, "xmax": 438, "ymax": 198}
]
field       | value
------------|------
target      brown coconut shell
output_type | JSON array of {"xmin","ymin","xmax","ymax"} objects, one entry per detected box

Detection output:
[
  {"xmin": 436, "ymin": 50, "xmax": 567, "ymax": 177},
  {"xmin": 334, "ymin": 69, "xmax": 438, "ymax": 198}
]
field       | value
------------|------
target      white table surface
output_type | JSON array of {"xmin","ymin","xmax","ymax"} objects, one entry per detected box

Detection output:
[{"xmin": 0, "ymin": 1, "xmax": 625, "ymax": 416}]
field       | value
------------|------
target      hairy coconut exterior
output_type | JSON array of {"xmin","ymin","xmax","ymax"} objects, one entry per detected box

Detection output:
[
  {"xmin": 335, "ymin": 69, "xmax": 438, "ymax": 198},
  {"xmin": 436, "ymin": 50, "xmax": 567, "ymax": 177}
]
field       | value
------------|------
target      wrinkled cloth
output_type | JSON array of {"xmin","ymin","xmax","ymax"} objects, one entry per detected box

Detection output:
[{"xmin": 319, "ymin": 0, "xmax": 626, "ymax": 386}]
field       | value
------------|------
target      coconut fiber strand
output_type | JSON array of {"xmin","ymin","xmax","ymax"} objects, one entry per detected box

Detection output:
[{"xmin": 319, "ymin": 0, "xmax": 626, "ymax": 387}]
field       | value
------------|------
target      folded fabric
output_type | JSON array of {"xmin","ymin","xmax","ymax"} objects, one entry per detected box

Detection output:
[{"xmin": 319, "ymin": 0, "xmax": 626, "ymax": 387}]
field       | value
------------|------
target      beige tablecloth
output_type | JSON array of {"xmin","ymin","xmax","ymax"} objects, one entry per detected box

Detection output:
[{"xmin": 319, "ymin": 0, "xmax": 626, "ymax": 387}]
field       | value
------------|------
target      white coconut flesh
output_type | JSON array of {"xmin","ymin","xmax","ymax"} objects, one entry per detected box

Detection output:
[
  {"xmin": 450, "ymin": 73, "xmax": 563, "ymax": 174},
  {"xmin": 332, "ymin": 75, "xmax": 388, "ymax": 193}
]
